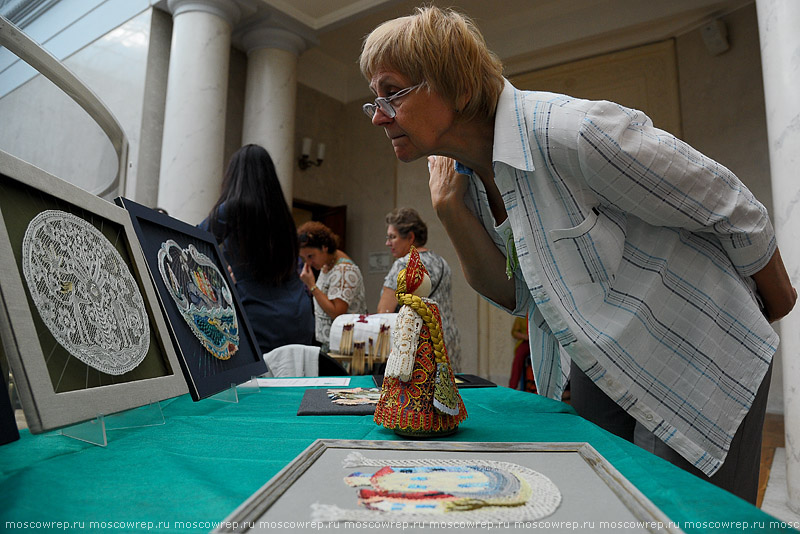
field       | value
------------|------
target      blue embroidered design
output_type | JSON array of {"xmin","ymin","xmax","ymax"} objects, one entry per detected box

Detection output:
[{"xmin": 158, "ymin": 240, "xmax": 239, "ymax": 360}]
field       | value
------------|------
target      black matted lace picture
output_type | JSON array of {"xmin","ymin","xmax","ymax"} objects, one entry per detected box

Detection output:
[{"xmin": 115, "ymin": 197, "xmax": 266, "ymax": 400}]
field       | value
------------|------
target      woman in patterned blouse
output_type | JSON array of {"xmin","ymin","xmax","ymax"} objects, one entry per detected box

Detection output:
[{"xmin": 298, "ymin": 221, "xmax": 367, "ymax": 352}]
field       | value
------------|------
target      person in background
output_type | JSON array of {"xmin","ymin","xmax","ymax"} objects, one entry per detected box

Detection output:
[
  {"xmin": 509, "ymin": 315, "xmax": 532, "ymax": 392},
  {"xmin": 201, "ymin": 144, "xmax": 314, "ymax": 354},
  {"xmin": 377, "ymin": 207, "xmax": 462, "ymax": 370},
  {"xmin": 359, "ymin": 6, "xmax": 795, "ymax": 503},
  {"xmin": 298, "ymin": 221, "xmax": 367, "ymax": 352}
]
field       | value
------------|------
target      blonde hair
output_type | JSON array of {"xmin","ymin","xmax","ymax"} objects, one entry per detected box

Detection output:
[{"xmin": 359, "ymin": 6, "xmax": 504, "ymax": 123}]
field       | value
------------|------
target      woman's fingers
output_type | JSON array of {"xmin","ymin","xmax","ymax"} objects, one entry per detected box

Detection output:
[
  {"xmin": 299, "ymin": 262, "xmax": 315, "ymax": 286},
  {"xmin": 428, "ymin": 156, "xmax": 468, "ymax": 214}
]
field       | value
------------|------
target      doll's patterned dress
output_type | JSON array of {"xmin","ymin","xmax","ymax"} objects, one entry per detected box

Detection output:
[{"xmin": 374, "ymin": 299, "xmax": 466, "ymax": 435}]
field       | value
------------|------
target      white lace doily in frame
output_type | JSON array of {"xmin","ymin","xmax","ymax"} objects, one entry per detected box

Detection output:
[
  {"xmin": 157, "ymin": 239, "xmax": 239, "ymax": 361},
  {"xmin": 21, "ymin": 210, "xmax": 150, "ymax": 376},
  {"xmin": 311, "ymin": 452, "xmax": 562, "ymax": 523}
]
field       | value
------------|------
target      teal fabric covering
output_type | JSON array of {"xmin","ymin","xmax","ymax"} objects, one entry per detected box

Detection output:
[{"xmin": 0, "ymin": 377, "xmax": 795, "ymax": 533}]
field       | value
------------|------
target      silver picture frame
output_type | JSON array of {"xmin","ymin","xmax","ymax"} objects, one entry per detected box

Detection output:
[
  {"xmin": 216, "ymin": 439, "xmax": 685, "ymax": 534},
  {"xmin": 0, "ymin": 150, "xmax": 187, "ymax": 433}
]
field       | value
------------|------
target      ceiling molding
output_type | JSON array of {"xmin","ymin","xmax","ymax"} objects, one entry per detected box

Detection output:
[
  {"xmin": 502, "ymin": 4, "xmax": 748, "ymax": 77},
  {"xmin": 260, "ymin": 0, "xmax": 399, "ymax": 31}
]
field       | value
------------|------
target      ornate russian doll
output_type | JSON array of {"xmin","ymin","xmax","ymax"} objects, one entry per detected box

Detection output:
[{"xmin": 374, "ymin": 246, "xmax": 466, "ymax": 436}]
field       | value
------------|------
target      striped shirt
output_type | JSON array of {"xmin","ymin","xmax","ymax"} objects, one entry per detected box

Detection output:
[{"xmin": 458, "ymin": 79, "xmax": 778, "ymax": 476}]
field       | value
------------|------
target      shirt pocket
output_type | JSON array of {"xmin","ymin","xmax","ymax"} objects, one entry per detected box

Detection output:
[{"xmin": 548, "ymin": 207, "xmax": 625, "ymax": 286}]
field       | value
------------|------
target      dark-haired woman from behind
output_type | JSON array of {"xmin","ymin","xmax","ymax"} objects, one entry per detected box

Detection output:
[{"xmin": 200, "ymin": 144, "xmax": 314, "ymax": 354}]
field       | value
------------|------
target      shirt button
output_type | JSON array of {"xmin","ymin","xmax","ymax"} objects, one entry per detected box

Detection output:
[{"xmin": 645, "ymin": 414, "xmax": 654, "ymax": 421}]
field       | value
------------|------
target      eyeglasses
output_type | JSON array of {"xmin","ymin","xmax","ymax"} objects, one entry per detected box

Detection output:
[{"xmin": 363, "ymin": 83, "xmax": 424, "ymax": 119}]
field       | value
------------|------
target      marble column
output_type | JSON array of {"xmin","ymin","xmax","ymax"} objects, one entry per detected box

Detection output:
[
  {"xmin": 756, "ymin": 0, "xmax": 800, "ymax": 512},
  {"xmin": 240, "ymin": 27, "xmax": 306, "ymax": 203},
  {"xmin": 158, "ymin": 0, "xmax": 240, "ymax": 223}
]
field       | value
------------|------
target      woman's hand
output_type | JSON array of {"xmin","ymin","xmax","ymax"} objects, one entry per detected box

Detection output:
[
  {"xmin": 428, "ymin": 156, "xmax": 469, "ymax": 216},
  {"xmin": 299, "ymin": 262, "xmax": 316, "ymax": 288},
  {"xmin": 426, "ymin": 155, "xmax": 517, "ymax": 310},
  {"xmin": 752, "ymin": 247, "xmax": 797, "ymax": 322},
  {"xmin": 377, "ymin": 286, "xmax": 398, "ymax": 314}
]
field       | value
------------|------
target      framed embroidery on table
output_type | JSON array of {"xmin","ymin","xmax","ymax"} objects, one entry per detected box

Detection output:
[
  {"xmin": 114, "ymin": 197, "xmax": 266, "ymax": 400},
  {"xmin": 214, "ymin": 440, "xmax": 686, "ymax": 534},
  {"xmin": 0, "ymin": 150, "xmax": 188, "ymax": 434}
]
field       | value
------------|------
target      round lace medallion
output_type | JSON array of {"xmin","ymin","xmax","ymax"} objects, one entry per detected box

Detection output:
[
  {"xmin": 157, "ymin": 240, "xmax": 239, "ymax": 360},
  {"xmin": 312, "ymin": 453, "xmax": 561, "ymax": 523},
  {"xmin": 21, "ymin": 210, "xmax": 150, "ymax": 376}
]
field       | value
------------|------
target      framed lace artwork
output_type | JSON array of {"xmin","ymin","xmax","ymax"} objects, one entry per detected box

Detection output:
[
  {"xmin": 0, "ymin": 150, "xmax": 187, "ymax": 433},
  {"xmin": 115, "ymin": 197, "xmax": 266, "ymax": 400},
  {"xmin": 215, "ymin": 440, "xmax": 685, "ymax": 534}
]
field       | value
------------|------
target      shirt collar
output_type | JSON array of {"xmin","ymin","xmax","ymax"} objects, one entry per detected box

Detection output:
[
  {"xmin": 493, "ymin": 78, "xmax": 536, "ymax": 171},
  {"xmin": 453, "ymin": 78, "xmax": 536, "ymax": 176}
]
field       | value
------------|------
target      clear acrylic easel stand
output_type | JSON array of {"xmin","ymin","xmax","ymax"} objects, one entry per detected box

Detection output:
[
  {"xmin": 208, "ymin": 376, "xmax": 260, "ymax": 404},
  {"xmin": 59, "ymin": 401, "xmax": 165, "ymax": 447}
]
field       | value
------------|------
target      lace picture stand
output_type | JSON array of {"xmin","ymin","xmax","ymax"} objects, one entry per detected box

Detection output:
[
  {"xmin": 208, "ymin": 376, "xmax": 261, "ymax": 404},
  {"xmin": 58, "ymin": 401, "xmax": 165, "ymax": 447},
  {"xmin": 58, "ymin": 375, "xmax": 261, "ymax": 444}
]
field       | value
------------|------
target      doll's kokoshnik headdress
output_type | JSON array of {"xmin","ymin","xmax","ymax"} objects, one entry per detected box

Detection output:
[{"xmin": 396, "ymin": 246, "xmax": 428, "ymax": 296}]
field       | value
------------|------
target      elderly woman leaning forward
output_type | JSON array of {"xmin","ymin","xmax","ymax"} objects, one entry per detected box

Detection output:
[{"xmin": 359, "ymin": 5, "xmax": 795, "ymax": 503}]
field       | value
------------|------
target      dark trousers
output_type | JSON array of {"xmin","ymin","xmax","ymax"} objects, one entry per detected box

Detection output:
[{"xmin": 570, "ymin": 360, "xmax": 772, "ymax": 504}]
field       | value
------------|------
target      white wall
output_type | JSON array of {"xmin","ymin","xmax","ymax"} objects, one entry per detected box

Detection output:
[{"xmin": 675, "ymin": 3, "xmax": 782, "ymax": 413}]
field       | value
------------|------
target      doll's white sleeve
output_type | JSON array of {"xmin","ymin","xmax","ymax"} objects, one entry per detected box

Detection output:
[{"xmin": 384, "ymin": 305, "xmax": 423, "ymax": 382}]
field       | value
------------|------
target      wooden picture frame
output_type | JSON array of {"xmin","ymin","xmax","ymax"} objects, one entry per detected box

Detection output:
[
  {"xmin": 115, "ymin": 197, "xmax": 266, "ymax": 400},
  {"xmin": 215, "ymin": 440, "xmax": 685, "ymax": 533},
  {"xmin": 0, "ymin": 150, "xmax": 187, "ymax": 433}
]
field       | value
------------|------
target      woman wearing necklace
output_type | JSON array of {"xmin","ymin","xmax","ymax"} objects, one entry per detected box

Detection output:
[{"xmin": 298, "ymin": 221, "xmax": 367, "ymax": 352}]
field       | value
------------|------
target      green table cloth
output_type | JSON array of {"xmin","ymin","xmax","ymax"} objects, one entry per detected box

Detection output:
[{"xmin": 0, "ymin": 377, "xmax": 795, "ymax": 533}]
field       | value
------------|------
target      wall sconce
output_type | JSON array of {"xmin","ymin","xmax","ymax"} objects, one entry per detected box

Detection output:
[{"xmin": 298, "ymin": 137, "xmax": 325, "ymax": 170}]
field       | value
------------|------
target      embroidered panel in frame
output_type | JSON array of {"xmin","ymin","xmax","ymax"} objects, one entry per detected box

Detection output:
[
  {"xmin": 21, "ymin": 210, "xmax": 150, "ymax": 376},
  {"xmin": 157, "ymin": 239, "xmax": 239, "ymax": 361},
  {"xmin": 311, "ymin": 452, "xmax": 561, "ymax": 522},
  {"xmin": 328, "ymin": 387, "xmax": 381, "ymax": 406}
]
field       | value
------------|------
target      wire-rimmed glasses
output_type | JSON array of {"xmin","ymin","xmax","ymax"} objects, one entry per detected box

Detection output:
[{"xmin": 362, "ymin": 83, "xmax": 424, "ymax": 119}]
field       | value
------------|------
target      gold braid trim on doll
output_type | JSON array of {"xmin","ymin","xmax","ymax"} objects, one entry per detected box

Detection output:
[{"xmin": 396, "ymin": 270, "xmax": 446, "ymax": 365}]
